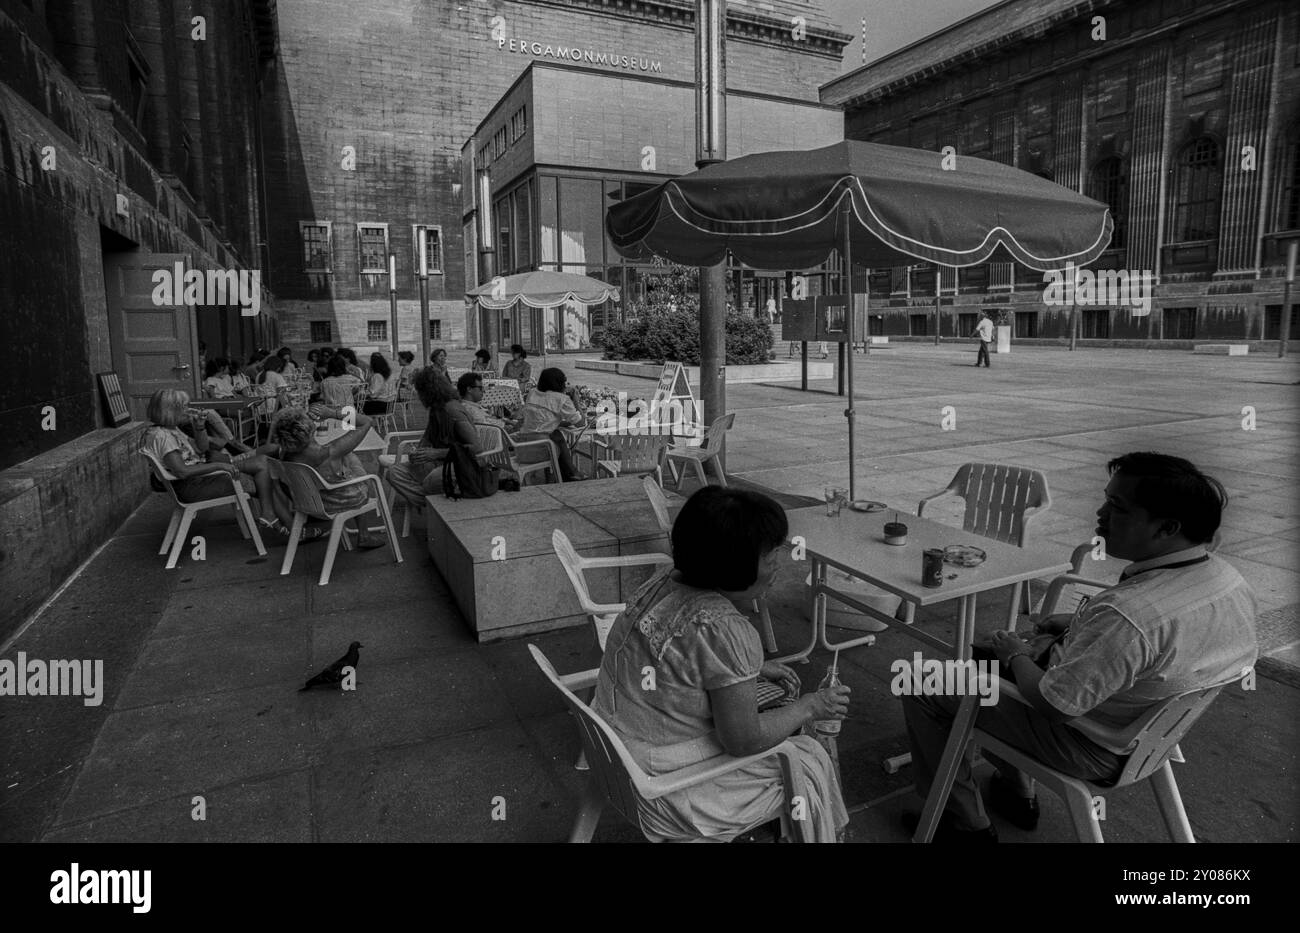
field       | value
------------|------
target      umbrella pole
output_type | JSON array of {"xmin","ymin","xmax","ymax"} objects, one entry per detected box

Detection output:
[{"xmin": 841, "ymin": 202, "xmax": 856, "ymax": 501}]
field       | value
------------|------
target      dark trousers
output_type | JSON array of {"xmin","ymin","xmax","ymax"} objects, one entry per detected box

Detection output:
[
  {"xmin": 901, "ymin": 684, "xmax": 1125, "ymax": 830},
  {"xmin": 976, "ymin": 341, "xmax": 991, "ymax": 367}
]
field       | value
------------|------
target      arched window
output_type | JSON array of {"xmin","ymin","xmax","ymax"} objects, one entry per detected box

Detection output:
[
  {"xmin": 1088, "ymin": 157, "xmax": 1128, "ymax": 250},
  {"xmin": 1171, "ymin": 137, "xmax": 1222, "ymax": 242}
]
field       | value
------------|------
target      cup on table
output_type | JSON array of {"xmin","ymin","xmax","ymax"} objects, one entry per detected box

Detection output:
[{"xmin": 823, "ymin": 486, "xmax": 848, "ymax": 517}]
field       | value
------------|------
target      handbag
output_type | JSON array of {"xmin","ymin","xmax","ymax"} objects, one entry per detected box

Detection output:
[{"xmin": 442, "ymin": 440, "xmax": 499, "ymax": 499}]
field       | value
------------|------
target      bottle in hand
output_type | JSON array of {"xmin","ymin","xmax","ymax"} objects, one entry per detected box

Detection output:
[{"xmin": 814, "ymin": 662, "xmax": 842, "ymax": 737}]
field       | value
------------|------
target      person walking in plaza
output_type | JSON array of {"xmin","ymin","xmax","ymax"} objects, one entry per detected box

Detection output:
[
  {"xmin": 973, "ymin": 311, "xmax": 994, "ymax": 367},
  {"xmin": 899, "ymin": 452, "xmax": 1257, "ymax": 841}
]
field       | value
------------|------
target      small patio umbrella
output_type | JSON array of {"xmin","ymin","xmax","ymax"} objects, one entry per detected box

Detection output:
[
  {"xmin": 606, "ymin": 140, "xmax": 1113, "ymax": 497},
  {"xmin": 467, "ymin": 270, "xmax": 620, "ymax": 366}
]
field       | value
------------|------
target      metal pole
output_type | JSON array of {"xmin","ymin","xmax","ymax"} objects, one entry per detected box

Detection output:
[
  {"xmin": 841, "ymin": 202, "xmax": 857, "ymax": 500},
  {"xmin": 418, "ymin": 230, "xmax": 431, "ymax": 365},
  {"xmin": 934, "ymin": 264, "xmax": 941, "ymax": 347},
  {"xmin": 696, "ymin": 0, "xmax": 727, "ymax": 468},
  {"xmin": 388, "ymin": 254, "xmax": 399, "ymax": 359},
  {"xmin": 1280, "ymin": 240, "xmax": 1297, "ymax": 358},
  {"xmin": 1069, "ymin": 306, "xmax": 1079, "ymax": 351}
]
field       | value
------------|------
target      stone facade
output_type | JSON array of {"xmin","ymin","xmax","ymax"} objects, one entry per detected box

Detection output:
[{"xmin": 822, "ymin": 0, "xmax": 1300, "ymax": 346}]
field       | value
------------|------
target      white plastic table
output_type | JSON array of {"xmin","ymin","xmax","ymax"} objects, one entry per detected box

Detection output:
[{"xmin": 781, "ymin": 505, "xmax": 1072, "ymax": 664}]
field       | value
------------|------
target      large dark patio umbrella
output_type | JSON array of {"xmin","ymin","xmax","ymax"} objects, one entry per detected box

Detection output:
[{"xmin": 606, "ymin": 140, "xmax": 1113, "ymax": 497}]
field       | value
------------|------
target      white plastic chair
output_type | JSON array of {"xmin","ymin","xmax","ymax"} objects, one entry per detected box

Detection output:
[
  {"xmin": 378, "ymin": 430, "xmax": 427, "ymax": 537},
  {"xmin": 267, "ymin": 459, "xmax": 403, "ymax": 585},
  {"xmin": 551, "ymin": 528, "xmax": 673, "ymax": 651},
  {"xmin": 666, "ymin": 412, "xmax": 734, "ymax": 488},
  {"xmin": 140, "ymin": 450, "xmax": 267, "ymax": 569},
  {"xmin": 595, "ymin": 433, "xmax": 671, "ymax": 486},
  {"xmin": 495, "ymin": 425, "xmax": 562, "ymax": 485},
  {"xmin": 528, "ymin": 644, "xmax": 811, "ymax": 843},
  {"xmin": 916, "ymin": 673, "xmax": 1241, "ymax": 843},
  {"xmin": 909, "ymin": 462, "xmax": 1051, "ymax": 629}
]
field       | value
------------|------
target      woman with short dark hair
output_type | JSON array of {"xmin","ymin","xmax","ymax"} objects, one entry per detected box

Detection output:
[
  {"xmin": 320, "ymin": 354, "xmax": 361, "ymax": 408},
  {"xmin": 500, "ymin": 344, "xmax": 531, "ymax": 387},
  {"xmin": 471, "ymin": 348, "xmax": 493, "ymax": 374},
  {"xmin": 510, "ymin": 367, "xmax": 584, "ymax": 481},
  {"xmin": 592, "ymin": 486, "xmax": 850, "ymax": 842},
  {"xmin": 364, "ymin": 352, "xmax": 399, "ymax": 414}
]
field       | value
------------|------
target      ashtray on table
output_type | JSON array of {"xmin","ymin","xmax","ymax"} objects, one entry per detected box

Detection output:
[{"xmin": 943, "ymin": 544, "xmax": 987, "ymax": 567}]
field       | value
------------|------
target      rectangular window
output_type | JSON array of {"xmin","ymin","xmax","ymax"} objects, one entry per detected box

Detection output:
[
  {"xmin": 1081, "ymin": 308, "xmax": 1111, "ymax": 339},
  {"xmin": 911, "ymin": 265, "xmax": 936, "ymax": 296},
  {"xmin": 515, "ymin": 182, "xmax": 533, "ymax": 270},
  {"xmin": 300, "ymin": 222, "xmax": 333, "ymax": 273},
  {"xmin": 1014, "ymin": 311, "xmax": 1038, "ymax": 338},
  {"xmin": 989, "ymin": 263, "xmax": 1015, "ymax": 290},
  {"xmin": 1162, "ymin": 307, "xmax": 1197, "ymax": 339},
  {"xmin": 429, "ymin": 319, "xmax": 443, "ymax": 341},
  {"xmin": 357, "ymin": 224, "xmax": 389, "ymax": 274},
  {"xmin": 412, "ymin": 225, "xmax": 444, "ymax": 275},
  {"xmin": 492, "ymin": 127, "xmax": 508, "ymax": 161},
  {"xmin": 939, "ymin": 266, "xmax": 958, "ymax": 295},
  {"xmin": 909, "ymin": 313, "xmax": 929, "ymax": 336},
  {"xmin": 310, "ymin": 320, "xmax": 333, "ymax": 344},
  {"xmin": 510, "ymin": 106, "xmax": 527, "ymax": 142},
  {"xmin": 539, "ymin": 175, "xmax": 558, "ymax": 265},
  {"xmin": 889, "ymin": 267, "xmax": 910, "ymax": 297},
  {"xmin": 1264, "ymin": 305, "xmax": 1300, "ymax": 339},
  {"xmin": 958, "ymin": 313, "xmax": 979, "ymax": 335},
  {"xmin": 367, "ymin": 320, "xmax": 388, "ymax": 343}
]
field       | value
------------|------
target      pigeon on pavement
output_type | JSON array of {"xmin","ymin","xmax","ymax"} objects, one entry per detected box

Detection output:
[{"xmin": 299, "ymin": 641, "xmax": 362, "ymax": 691}]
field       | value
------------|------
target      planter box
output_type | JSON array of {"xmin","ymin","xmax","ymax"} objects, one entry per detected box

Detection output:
[
  {"xmin": 425, "ymin": 477, "xmax": 681, "ymax": 642},
  {"xmin": 1193, "ymin": 344, "xmax": 1249, "ymax": 356}
]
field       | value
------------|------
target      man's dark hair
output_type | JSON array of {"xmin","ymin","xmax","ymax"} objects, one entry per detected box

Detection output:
[
  {"xmin": 413, "ymin": 365, "xmax": 456, "ymax": 409},
  {"xmin": 536, "ymin": 367, "xmax": 567, "ymax": 393},
  {"xmin": 475, "ymin": 349, "xmax": 492, "ymax": 363},
  {"xmin": 337, "ymin": 348, "xmax": 358, "ymax": 365},
  {"xmin": 672, "ymin": 486, "xmax": 788, "ymax": 591},
  {"xmin": 510, "ymin": 344, "xmax": 527, "ymax": 358},
  {"xmin": 326, "ymin": 355, "xmax": 348, "ymax": 377},
  {"xmin": 1107, "ymin": 452, "xmax": 1227, "ymax": 544},
  {"xmin": 457, "ymin": 372, "xmax": 482, "ymax": 396}
]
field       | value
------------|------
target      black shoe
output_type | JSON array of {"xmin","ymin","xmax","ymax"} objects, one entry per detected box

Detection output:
[
  {"xmin": 988, "ymin": 772, "xmax": 1040, "ymax": 831},
  {"xmin": 902, "ymin": 809, "xmax": 998, "ymax": 843}
]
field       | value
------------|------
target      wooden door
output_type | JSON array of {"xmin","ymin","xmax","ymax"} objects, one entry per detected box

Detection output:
[{"xmin": 104, "ymin": 253, "xmax": 198, "ymax": 420}]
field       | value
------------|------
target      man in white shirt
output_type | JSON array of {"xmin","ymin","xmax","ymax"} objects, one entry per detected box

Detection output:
[
  {"xmin": 973, "ymin": 312, "xmax": 995, "ymax": 368},
  {"xmin": 900, "ymin": 452, "xmax": 1257, "ymax": 841}
]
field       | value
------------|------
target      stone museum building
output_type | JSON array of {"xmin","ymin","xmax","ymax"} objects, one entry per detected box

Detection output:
[
  {"xmin": 261, "ymin": 0, "xmax": 850, "ymax": 355},
  {"xmin": 821, "ymin": 0, "xmax": 1300, "ymax": 345}
]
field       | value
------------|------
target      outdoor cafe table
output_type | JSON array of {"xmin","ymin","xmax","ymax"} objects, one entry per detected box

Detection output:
[
  {"xmin": 314, "ymin": 423, "xmax": 386, "ymax": 473},
  {"xmin": 781, "ymin": 505, "xmax": 1072, "ymax": 665},
  {"xmin": 190, "ymin": 396, "xmax": 260, "ymax": 443}
]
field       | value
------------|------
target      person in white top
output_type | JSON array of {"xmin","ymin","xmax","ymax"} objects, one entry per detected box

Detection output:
[
  {"xmin": 973, "ymin": 312, "xmax": 995, "ymax": 368},
  {"xmin": 363, "ymin": 352, "xmax": 400, "ymax": 413},
  {"xmin": 276, "ymin": 346, "xmax": 299, "ymax": 376},
  {"xmin": 255, "ymin": 354, "xmax": 290, "ymax": 414},
  {"xmin": 202, "ymin": 358, "xmax": 234, "ymax": 398},
  {"xmin": 508, "ymin": 366, "xmax": 584, "ymax": 481},
  {"xmin": 901, "ymin": 452, "xmax": 1256, "ymax": 841},
  {"xmin": 320, "ymin": 354, "xmax": 361, "ymax": 408},
  {"xmin": 227, "ymin": 358, "xmax": 253, "ymax": 394}
]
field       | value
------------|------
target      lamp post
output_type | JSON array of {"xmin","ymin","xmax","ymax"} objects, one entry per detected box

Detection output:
[
  {"xmin": 695, "ymin": 0, "xmax": 727, "ymax": 467},
  {"xmin": 388, "ymin": 253, "xmax": 399, "ymax": 358},
  {"xmin": 418, "ymin": 228, "xmax": 431, "ymax": 366},
  {"xmin": 1280, "ymin": 237, "xmax": 1297, "ymax": 358}
]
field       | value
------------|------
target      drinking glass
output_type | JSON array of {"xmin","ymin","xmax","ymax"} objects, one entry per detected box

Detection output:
[{"xmin": 824, "ymin": 486, "xmax": 848, "ymax": 517}]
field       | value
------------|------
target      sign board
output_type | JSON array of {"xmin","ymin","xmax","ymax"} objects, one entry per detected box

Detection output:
[
  {"xmin": 97, "ymin": 372, "xmax": 132, "ymax": 427},
  {"xmin": 781, "ymin": 298, "xmax": 817, "ymax": 341},
  {"xmin": 652, "ymin": 361, "xmax": 702, "ymax": 443}
]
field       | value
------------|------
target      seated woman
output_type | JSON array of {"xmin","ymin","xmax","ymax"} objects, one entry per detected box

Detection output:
[
  {"xmin": 272, "ymin": 406, "xmax": 386, "ymax": 548},
  {"xmin": 255, "ymin": 353, "xmax": 291, "ymax": 415},
  {"xmin": 228, "ymin": 357, "xmax": 253, "ymax": 395},
  {"xmin": 508, "ymin": 367, "xmax": 584, "ymax": 481},
  {"xmin": 319, "ymin": 354, "xmax": 361, "ymax": 408},
  {"xmin": 364, "ymin": 352, "xmax": 400, "ymax": 414},
  {"xmin": 395, "ymin": 350, "xmax": 416, "ymax": 388},
  {"xmin": 429, "ymin": 347, "xmax": 450, "ymax": 380},
  {"xmin": 143, "ymin": 388, "xmax": 306, "ymax": 540},
  {"xmin": 471, "ymin": 348, "xmax": 493, "ymax": 375},
  {"xmin": 337, "ymin": 347, "xmax": 366, "ymax": 380},
  {"xmin": 202, "ymin": 358, "xmax": 234, "ymax": 398},
  {"xmin": 277, "ymin": 346, "xmax": 299, "ymax": 377},
  {"xmin": 500, "ymin": 344, "xmax": 531, "ymax": 388},
  {"xmin": 313, "ymin": 347, "xmax": 333, "ymax": 383},
  {"xmin": 593, "ymin": 486, "xmax": 850, "ymax": 843}
]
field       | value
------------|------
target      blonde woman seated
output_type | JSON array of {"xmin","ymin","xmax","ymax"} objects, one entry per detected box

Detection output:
[
  {"xmin": 593, "ymin": 486, "xmax": 851, "ymax": 842},
  {"xmin": 272, "ymin": 405, "xmax": 386, "ymax": 548},
  {"xmin": 143, "ymin": 388, "xmax": 302, "ymax": 539}
]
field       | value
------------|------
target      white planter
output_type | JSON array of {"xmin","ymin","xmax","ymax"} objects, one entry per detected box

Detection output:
[{"xmin": 994, "ymin": 324, "xmax": 1012, "ymax": 354}]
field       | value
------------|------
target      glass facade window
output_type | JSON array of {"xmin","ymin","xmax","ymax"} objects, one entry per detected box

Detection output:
[
  {"xmin": 1089, "ymin": 158, "xmax": 1129, "ymax": 250},
  {"xmin": 559, "ymin": 177, "xmax": 604, "ymax": 272},
  {"xmin": 539, "ymin": 175, "xmax": 558, "ymax": 265},
  {"xmin": 514, "ymin": 181, "xmax": 532, "ymax": 271},
  {"xmin": 1081, "ymin": 308, "xmax": 1110, "ymax": 339},
  {"xmin": 495, "ymin": 198, "xmax": 513, "ymax": 272},
  {"xmin": 1162, "ymin": 307, "xmax": 1197, "ymax": 339},
  {"xmin": 300, "ymin": 222, "xmax": 332, "ymax": 272},
  {"xmin": 1014, "ymin": 311, "xmax": 1038, "ymax": 338}
]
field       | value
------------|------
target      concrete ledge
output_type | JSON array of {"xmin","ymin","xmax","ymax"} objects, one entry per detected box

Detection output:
[
  {"xmin": 0, "ymin": 423, "xmax": 150, "ymax": 643},
  {"xmin": 574, "ymin": 359, "xmax": 835, "ymax": 383},
  {"xmin": 1194, "ymin": 344, "xmax": 1249, "ymax": 355},
  {"xmin": 426, "ymin": 477, "xmax": 681, "ymax": 642}
]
